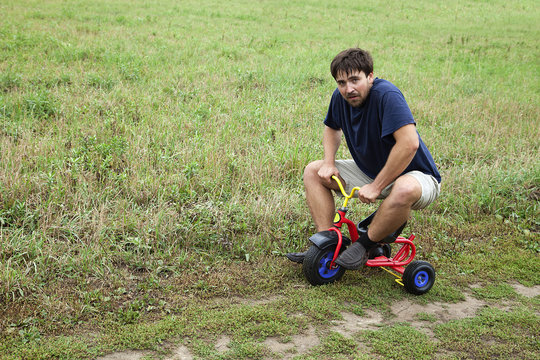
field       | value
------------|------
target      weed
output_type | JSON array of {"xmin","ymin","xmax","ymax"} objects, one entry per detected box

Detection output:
[
  {"xmin": 471, "ymin": 283, "xmax": 518, "ymax": 301},
  {"xmin": 85, "ymin": 73, "xmax": 116, "ymax": 91},
  {"xmin": 0, "ymin": 72, "xmax": 23, "ymax": 92},
  {"xmin": 23, "ymin": 91, "xmax": 59, "ymax": 120},
  {"xmin": 360, "ymin": 324, "xmax": 438, "ymax": 359},
  {"xmin": 415, "ymin": 312, "xmax": 438, "ymax": 323}
]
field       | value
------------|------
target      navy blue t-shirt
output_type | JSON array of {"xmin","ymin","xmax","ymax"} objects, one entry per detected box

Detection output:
[{"xmin": 324, "ymin": 78, "xmax": 441, "ymax": 183}]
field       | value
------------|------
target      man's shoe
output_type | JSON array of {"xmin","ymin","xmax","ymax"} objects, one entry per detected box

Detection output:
[
  {"xmin": 335, "ymin": 242, "xmax": 368, "ymax": 270},
  {"xmin": 285, "ymin": 252, "xmax": 306, "ymax": 263}
]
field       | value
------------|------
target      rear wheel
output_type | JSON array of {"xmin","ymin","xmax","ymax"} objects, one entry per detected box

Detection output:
[
  {"xmin": 402, "ymin": 260, "xmax": 435, "ymax": 295},
  {"xmin": 302, "ymin": 245, "xmax": 345, "ymax": 286}
]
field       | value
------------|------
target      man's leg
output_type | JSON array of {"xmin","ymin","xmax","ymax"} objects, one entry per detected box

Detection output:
[
  {"xmin": 285, "ymin": 160, "xmax": 342, "ymax": 263},
  {"xmin": 303, "ymin": 160, "xmax": 342, "ymax": 232},
  {"xmin": 336, "ymin": 175, "xmax": 422, "ymax": 269},
  {"xmin": 367, "ymin": 175, "xmax": 422, "ymax": 241}
]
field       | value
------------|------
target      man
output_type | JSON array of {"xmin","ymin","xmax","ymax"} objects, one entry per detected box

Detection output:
[{"xmin": 287, "ymin": 48, "xmax": 441, "ymax": 269}]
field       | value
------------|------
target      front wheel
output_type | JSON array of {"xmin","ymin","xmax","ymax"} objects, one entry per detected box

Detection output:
[
  {"xmin": 402, "ymin": 260, "xmax": 435, "ymax": 295},
  {"xmin": 302, "ymin": 245, "xmax": 345, "ymax": 286}
]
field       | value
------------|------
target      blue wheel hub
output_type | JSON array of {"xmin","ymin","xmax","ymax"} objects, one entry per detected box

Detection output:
[
  {"xmin": 414, "ymin": 270, "xmax": 429, "ymax": 287},
  {"xmin": 318, "ymin": 251, "xmax": 340, "ymax": 279}
]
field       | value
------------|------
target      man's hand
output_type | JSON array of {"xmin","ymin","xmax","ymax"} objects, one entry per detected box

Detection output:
[
  {"xmin": 357, "ymin": 183, "xmax": 381, "ymax": 204},
  {"xmin": 360, "ymin": 124, "xmax": 419, "ymax": 203},
  {"xmin": 317, "ymin": 163, "xmax": 339, "ymax": 185}
]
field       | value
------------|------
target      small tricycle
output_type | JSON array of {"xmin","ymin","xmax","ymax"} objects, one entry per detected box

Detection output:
[{"xmin": 302, "ymin": 176, "xmax": 435, "ymax": 295}]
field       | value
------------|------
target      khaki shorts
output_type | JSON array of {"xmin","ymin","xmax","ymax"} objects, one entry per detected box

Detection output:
[{"xmin": 335, "ymin": 160, "xmax": 441, "ymax": 210}]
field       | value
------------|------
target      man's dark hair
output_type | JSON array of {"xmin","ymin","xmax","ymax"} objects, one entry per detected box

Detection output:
[{"xmin": 330, "ymin": 48, "xmax": 374, "ymax": 79}]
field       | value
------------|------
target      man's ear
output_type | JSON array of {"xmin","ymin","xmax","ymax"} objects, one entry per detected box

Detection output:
[{"xmin": 367, "ymin": 72, "xmax": 374, "ymax": 83}]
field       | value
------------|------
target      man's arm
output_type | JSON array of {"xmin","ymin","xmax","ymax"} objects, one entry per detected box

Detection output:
[
  {"xmin": 357, "ymin": 124, "xmax": 419, "ymax": 203},
  {"xmin": 317, "ymin": 126, "xmax": 342, "ymax": 181}
]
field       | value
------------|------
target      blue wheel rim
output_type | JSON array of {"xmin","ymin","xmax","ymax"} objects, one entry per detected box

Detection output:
[
  {"xmin": 414, "ymin": 270, "xmax": 429, "ymax": 287},
  {"xmin": 318, "ymin": 251, "xmax": 340, "ymax": 279}
]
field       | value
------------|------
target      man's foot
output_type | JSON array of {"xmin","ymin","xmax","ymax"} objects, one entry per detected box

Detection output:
[
  {"xmin": 335, "ymin": 242, "xmax": 368, "ymax": 269},
  {"xmin": 285, "ymin": 252, "xmax": 306, "ymax": 263}
]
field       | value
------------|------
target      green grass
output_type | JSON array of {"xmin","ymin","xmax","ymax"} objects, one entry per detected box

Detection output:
[{"xmin": 1, "ymin": 0, "xmax": 539, "ymax": 359}]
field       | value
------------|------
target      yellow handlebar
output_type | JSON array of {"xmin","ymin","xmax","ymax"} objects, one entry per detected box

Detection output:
[{"xmin": 331, "ymin": 175, "xmax": 361, "ymax": 208}]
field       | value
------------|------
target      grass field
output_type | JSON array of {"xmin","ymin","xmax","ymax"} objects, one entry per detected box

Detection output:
[{"xmin": 1, "ymin": 0, "xmax": 539, "ymax": 359}]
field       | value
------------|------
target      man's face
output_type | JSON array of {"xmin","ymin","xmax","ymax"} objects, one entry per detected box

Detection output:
[{"xmin": 335, "ymin": 70, "xmax": 374, "ymax": 107}]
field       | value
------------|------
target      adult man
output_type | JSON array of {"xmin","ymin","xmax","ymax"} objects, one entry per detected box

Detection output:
[{"xmin": 287, "ymin": 48, "xmax": 441, "ymax": 269}]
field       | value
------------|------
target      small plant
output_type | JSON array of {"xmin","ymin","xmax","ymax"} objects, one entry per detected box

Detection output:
[
  {"xmin": 416, "ymin": 312, "xmax": 438, "ymax": 323},
  {"xmin": 86, "ymin": 73, "xmax": 116, "ymax": 90},
  {"xmin": 0, "ymin": 72, "xmax": 22, "ymax": 92},
  {"xmin": 23, "ymin": 91, "xmax": 59, "ymax": 119}
]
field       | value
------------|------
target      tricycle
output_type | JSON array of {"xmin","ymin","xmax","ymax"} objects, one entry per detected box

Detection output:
[{"xmin": 302, "ymin": 175, "xmax": 435, "ymax": 295}]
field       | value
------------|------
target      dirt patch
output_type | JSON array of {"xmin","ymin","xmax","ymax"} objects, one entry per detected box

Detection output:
[
  {"xmin": 96, "ymin": 350, "xmax": 147, "ymax": 360},
  {"xmin": 263, "ymin": 337, "xmax": 295, "ymax": 354},
  {"xmin": 330, "ymin": 309, "xmax": 384, "ymax": 335},
  {"xmin": 170, "ymin": 345, "xmax": 193, "ymax": 360},
  {"xmin": 264, "ymin": 325, "xmax": 319, "ymax": 359},
  {"xmin": 215, "ymin": 335, "xmax": 231, "ymax": 353},
  {"xmin": 511, "ymin": 283, "xmax": 540, "ymax": 298},
  {"xmin": 391, "ymin": 292, "xmax": 486, "ymax": 324}
]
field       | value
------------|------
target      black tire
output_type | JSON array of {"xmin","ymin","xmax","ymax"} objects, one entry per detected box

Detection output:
[
  {"xmin": 302, "ymin": 245, "xmax": 345, "ymax": 286},
  {"xmin": 402, "ymin": 260, "xmax": 435, "ymax": 295}
]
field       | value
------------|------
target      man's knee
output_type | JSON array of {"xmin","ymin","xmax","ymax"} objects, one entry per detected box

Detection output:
[
  {"xmin": 303, "ymin": 160, "xmax": 323, "ymax": 184},
  {"xmin": 388, "ymin": 175, "xmax": 422, "ymax": 207}
]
